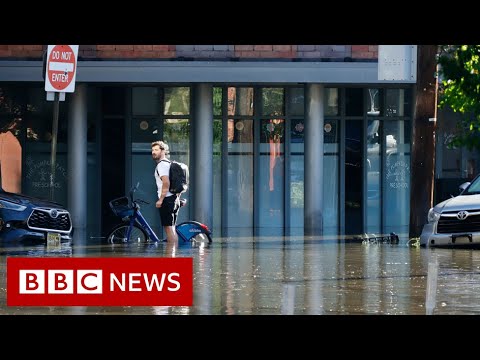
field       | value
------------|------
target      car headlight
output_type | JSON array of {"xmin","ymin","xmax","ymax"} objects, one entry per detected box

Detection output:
[
  {"xmin": 427, "ymin": 208, "xmax": 441, "ymax": 223},
  {"xmin": 0, "ymin": 199, "xmax": 27, "ymax": 212}
]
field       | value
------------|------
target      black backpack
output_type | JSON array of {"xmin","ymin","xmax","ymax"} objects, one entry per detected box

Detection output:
[{"xmin": 158, "ymin": 159, "xmax": 189, "ymax": 194}]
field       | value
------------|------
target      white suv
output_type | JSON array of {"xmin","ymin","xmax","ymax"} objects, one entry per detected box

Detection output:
[{"xmin": 421, "ymin": 176, "xmax": 480, "ymax": 247}]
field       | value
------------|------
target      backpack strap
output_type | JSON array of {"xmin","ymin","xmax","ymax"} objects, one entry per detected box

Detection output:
[{"xmin": 156, "ymin": 159, "xmax": 171, "ymax": 177}]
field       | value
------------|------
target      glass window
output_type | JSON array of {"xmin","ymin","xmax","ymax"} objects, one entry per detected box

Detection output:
[
  {"xmin": 385, "ymin": 88, "xmax": 412, "ymax": 117},
  {"xmin": 325, "ymin": 88, "xmax": 339, "ymax": 116},
  {"xmin": 102, "ymin": 87, "xmax": 125, "ymax": 116},
  {"xmin": 324, "ymin": 120, "xmax": 339, "ymax": 144},
  {"xmin": 213, "ymin": 118, "xmax": 222, "ymax": 230},
  {"xmin": 227, "ymin": 87, "xmax": 253, "ymax": 116},
  {"xmin": 213, "ymin": 87, "xmax": 222, "ymax": 116},
  {"xmin": 258, "ymin": 118, "xmax": 285, "ymax": 235},
  {"xmin": 366, "ymin": 119, "xmax": 381, "ymax": 234},
  {"xmin": 291, "ymin": 119, "xmax": 305, "ymax": 143},
  {"xmin": 163, "ymin": 119, "xmax": 190, "ymax": 145},
  {"xmin": 383, "ymin": 120, "xmax": 410, "ymax": 236},
  {"xmin": 132, "ymin": 87, "xmax": 158, "ymax": 116},
  {"xmin": 290, "ymin": 131, "xmax": 304, "ymax": 236},
  {"xmin": 25, "ymin": 91, "xmax": 67, "ymax": 143},
  {"xmin": 164, "ymin": 87, "xmax": 190, "ymax": 115},
  {"xmin": 288, "ymin": 88, "xmax": 304, "ymax": 116},
  {"xmin": 367, "ymin": 88, "xmax": 383, "ymax": 117},
  {"xmin": 261, "ymin": 119, "xmax": 284, "ymax": 144},
  {"xmin": 227, "ymin": 118, "xmax": 254, "ymax": 236},
  {"xmin": 27, "ymin": 87, "xmax": 46, "ymax": 114},
  {"xmin": 323, "ymin": 119, "xmax": 339, "ymax": 236},
  {"xmin": 22, "ymin": 86, "xmax": 68, "ymax": 204},
  {"xmin": 228, "ymin": 119, "xmax": 253, "ymax": 143},
  {"xmin": 346, "ymin": 88, "xmax": 363, "ymax": 116},
  {"xmin": 289, "ymin": 87, "xmax": 338, "ymax": 116},
  {"xmin": 261, "ymin": 88, "xmax": 284, "ymax": 116},
  {"xmin": 131, "ymin": 118, "xmax": 161, "ymax": 143}
]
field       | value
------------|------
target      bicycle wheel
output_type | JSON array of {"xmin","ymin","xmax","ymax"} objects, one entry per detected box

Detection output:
[
  {"xmin": 190, "ymin": 233, "xmax": 212, "ymax": 244},
  {"xmin": 176, "ymin": 221, "xmax": 212, "ymax": 244},
  {"xmin": 106, "ymin": 224, "xmax": 148, "ymax": 244}
]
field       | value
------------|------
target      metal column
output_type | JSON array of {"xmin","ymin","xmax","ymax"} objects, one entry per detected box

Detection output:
[
  {"xmin": 67, "ymin": 83, "xmax": 88, "ymax": 230},
  {"xmin": 192, "ymin": 83, "xmax": 213, "ymax": 229},
  {"xmin": 304, "ymin": 84, "xmax": 324, "ymax": 236}
]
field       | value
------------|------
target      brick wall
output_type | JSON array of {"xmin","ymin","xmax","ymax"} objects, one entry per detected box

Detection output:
[
  {"xmin": 96, "ymin": 45, "xmax": 175, "ymax": 59},
  {"xmin": 0, "ymin": 45, "xmax": 378, "ymax": 61},
  {"xmin": 0, "ymin": 45, "xmax": 44, "ymax": 58},
  {"xmin": 351, "ymin": 45, "xmax": 378, "ymax": 59}
]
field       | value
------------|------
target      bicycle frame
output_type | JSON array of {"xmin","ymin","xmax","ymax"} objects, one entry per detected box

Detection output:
[
  {"xmin": 126, "ymin": 209, "xmax": 213, "ymax": 243},
  {"xmin": 126, "ymin": 207, "xmax": 160, "ymax": 242},
  {"xmin": 108, "ymin": 182, "xmax": 212, "ymax": 244}
]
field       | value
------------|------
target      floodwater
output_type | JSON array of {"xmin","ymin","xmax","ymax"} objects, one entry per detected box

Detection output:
[{"xmin": 2, "ymin": 235, "xmax": 480, "ymax": 315}]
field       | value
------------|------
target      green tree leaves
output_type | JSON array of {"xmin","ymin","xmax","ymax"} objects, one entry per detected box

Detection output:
[{"xmin": 438, "ymin": 45, "xmax": 480, "ymax": 151}]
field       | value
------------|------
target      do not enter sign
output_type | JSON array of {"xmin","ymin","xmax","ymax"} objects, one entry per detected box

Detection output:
[{"xmin": 44, "ymin": 45, "xmax": 79, "ymax": 93}]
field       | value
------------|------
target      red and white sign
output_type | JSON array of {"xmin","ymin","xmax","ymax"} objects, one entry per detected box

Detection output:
[
  {"xmin": 7, "ymin": 257, "xmax": 193, "ymax": 306},
  {"xmin": 44, "ymin": 45, "xmax": 79, "ymax": 93}
]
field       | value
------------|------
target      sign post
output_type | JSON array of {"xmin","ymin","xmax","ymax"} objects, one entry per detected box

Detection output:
[{"xmin": 44, "ymin": 45, "xmax": 79, "ymax": 201}]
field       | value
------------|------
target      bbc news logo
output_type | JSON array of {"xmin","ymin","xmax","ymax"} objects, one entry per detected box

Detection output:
[{"xmin": 7, "ymin": 257, "xmax": 193, "ymax": 306}]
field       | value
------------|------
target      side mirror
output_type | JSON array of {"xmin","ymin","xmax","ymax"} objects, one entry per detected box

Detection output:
[{"xmin": 459, "ymin": 182, "xmax": 470, "ymax": 194}]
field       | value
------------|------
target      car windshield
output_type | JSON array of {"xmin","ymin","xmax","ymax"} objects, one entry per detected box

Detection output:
[{"xmin": 464, "ymin": 176, "xmax": 480, "ymax": 195}]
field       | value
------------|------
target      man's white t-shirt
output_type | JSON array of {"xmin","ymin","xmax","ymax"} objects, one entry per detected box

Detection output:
[{"xmin": 154, "ymin": 160, "xmax": 173, "ymax": 199}]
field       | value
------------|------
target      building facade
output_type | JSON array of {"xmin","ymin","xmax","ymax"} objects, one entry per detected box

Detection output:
[{"xmin": 0, "ymin": 45, "xmax": 416, "ymax": 241}]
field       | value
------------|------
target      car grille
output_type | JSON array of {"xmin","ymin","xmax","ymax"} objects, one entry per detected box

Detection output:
[
  {"xmin": 27, "ymin": 208, "xmax": 72, "ymax": 233},
  {"xmin": 437, "ymin": 214, "xmax": 480, "ymax": 234}
]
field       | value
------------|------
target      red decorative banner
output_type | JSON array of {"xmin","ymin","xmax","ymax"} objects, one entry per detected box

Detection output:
[{"xmin": 7, "ymin": 257, "xmax": 193, "ymax": 306}]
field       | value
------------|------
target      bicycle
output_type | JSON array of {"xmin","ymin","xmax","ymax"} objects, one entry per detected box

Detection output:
[{"xmin": 106, "ymin": 182, "xmax": 212, "ymax": 245}]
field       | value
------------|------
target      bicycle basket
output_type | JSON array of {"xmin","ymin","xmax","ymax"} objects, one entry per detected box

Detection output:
[{"xmin": 109, "ymin": 196, "xmax": 133, "ymax": 217}]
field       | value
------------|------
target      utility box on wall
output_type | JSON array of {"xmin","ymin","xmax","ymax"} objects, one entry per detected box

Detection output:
[{"xmin": 378, "ymin": 45, "xmax": 417, "ymax": 82}]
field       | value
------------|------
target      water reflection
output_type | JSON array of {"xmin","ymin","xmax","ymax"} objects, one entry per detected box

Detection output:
[{"xmin": 3, "ymin": 238, "xmax": 480, "ymax": 314}]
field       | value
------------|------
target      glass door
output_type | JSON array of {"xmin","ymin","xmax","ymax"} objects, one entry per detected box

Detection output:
[
  {"xmin": 345, "ymin": 120, "xmax": 363, "ymax": 235},
  {"xmin": 225, "ymin": 87, "xmax": 254, "ymax": 237}
]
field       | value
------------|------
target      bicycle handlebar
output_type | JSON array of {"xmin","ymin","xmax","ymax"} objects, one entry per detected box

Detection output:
[{"xmin": 127, "ymin": 183, "xmax": 152, "ymax": 207}]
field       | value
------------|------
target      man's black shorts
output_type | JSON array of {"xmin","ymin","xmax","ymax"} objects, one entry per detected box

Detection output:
[{"xmin": 159, "ymin": 194, "xmax": 180, "ymax": 226}]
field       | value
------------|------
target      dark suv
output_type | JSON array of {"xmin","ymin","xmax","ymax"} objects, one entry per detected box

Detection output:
[{"xmin": 0, "ymin": 187, "xmax": 72, "ymax": 242}]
